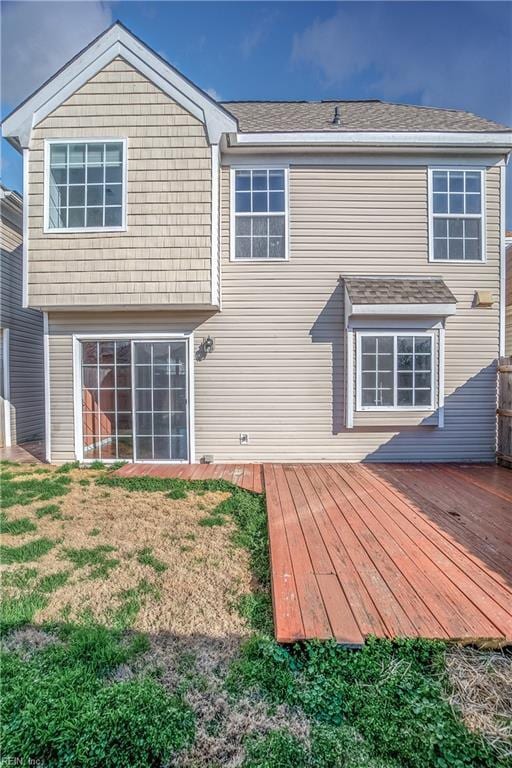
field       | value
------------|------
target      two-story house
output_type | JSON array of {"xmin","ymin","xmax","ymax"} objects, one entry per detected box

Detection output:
[{"xmin": 2, "ymin": 22, "xmax": 511, "ymax": 464}]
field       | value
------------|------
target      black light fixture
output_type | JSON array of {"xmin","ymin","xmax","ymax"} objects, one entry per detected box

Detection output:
[{"xmin": 204, "ymin": 336, "xmax": 214, "ymax": 353}]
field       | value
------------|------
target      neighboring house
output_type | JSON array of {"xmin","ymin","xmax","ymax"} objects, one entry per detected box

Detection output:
[
  {"xmin": 0, "ymin": 184, "xmax": 45, "ymax": 448},
  {"xmin": 2, "ymin": 22, "xmax": 511, "ymax": 464},
  {"xmin": 507, "ymin": 232, "xmax": 512, "ymax": 356}
]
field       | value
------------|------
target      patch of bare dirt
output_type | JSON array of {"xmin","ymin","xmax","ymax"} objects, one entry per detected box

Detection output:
[
  {"xmin": 127, "ymin": 632, "xmax": 310, "ymax": 768},
  {"xmin": 446, "ymin": 646, "xmax": 512, "ymax": 760},
  {"xmin": 1, "ymin": 627, "xmax": 59, "ymax": 659}
]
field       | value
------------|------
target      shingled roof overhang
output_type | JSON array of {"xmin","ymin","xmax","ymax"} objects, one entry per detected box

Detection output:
[{"xmin": 344, "ymin": 276, "xmax": 457, "ymax": 320}]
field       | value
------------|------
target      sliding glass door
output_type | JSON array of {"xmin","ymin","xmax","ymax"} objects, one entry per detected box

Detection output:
[
  {"xmin": 81, "ymin": 338, "xmax": 189, "ymax": 462},
  {"xmin": 133, "ymin": 341, "xmax": 188, "ymax": 461}
]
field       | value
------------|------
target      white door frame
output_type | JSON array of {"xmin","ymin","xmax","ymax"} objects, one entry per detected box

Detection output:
[
  {"xmin": 1, "ymin": 329, "xmax": 12, "ymax": 447},
  {"xmin": 72, "ymin": 332, "xmax": 195, "ymax": 464}
]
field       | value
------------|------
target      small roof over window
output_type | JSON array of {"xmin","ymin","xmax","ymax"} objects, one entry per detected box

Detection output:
[{"xmin": 343, "ymin": 276, "xmax": 457, "ymax": 318}]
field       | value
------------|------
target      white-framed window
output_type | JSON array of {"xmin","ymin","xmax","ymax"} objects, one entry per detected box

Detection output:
[
  {"xmin": 231, "ymin": 167, "xmax": 288, "ymax": 260},
  {"xmin": 356, "ymin": 332, "xmax": 434, "ymax": 410},
  {"xmin": 45, "ymin": 139, "xmax": 127, "ymax": 232},
  {"xmin": 428, "ymin": 168, "xmax": 485, "ymax": 262}
]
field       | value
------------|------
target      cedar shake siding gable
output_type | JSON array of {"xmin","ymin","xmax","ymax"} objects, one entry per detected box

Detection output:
[{"xmin": 27, "ymin": 57, "xmax": 214, "ymax": 309}]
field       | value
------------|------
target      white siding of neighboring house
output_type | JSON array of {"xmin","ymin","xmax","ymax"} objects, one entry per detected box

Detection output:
[{"xmin": 1, "ymin": 195, "xmax": 45, "ymax": 445}]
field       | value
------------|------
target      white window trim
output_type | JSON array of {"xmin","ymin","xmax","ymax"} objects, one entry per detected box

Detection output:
[
  {"xmin": 428, "ymin": 166, "xmax": 486, "ymax": 263},
  {"xmin": 355, "ymin": 331, "xmax": 436, "ymax": 412},
  {"xmin": 72, "ymin": 332, "xmax": 194, "ymax": 465},
  {"xmin": 230, "ymin": 165, "xmax": 290, "ymax": 262},
  {"xmin": 43, "ymin": 138, "xmax": 128, "ymax": 234}
]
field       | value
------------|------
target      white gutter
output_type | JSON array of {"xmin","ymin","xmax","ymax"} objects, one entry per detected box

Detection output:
[{"xmin": 231, "ymin": 131, "xmax": 512, "ymax": 149}]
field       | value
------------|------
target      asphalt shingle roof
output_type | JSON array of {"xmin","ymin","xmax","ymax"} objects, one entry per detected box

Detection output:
[
  {"xmin": 343, "ymin": 277, "xmax": 457, "ymax": 305},
  {"xmin": 221, "ymin": 100, "xmax": 510, "ymax": 134}
]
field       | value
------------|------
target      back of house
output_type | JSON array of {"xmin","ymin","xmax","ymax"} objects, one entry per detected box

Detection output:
[{"xmin": 2, "ymin": 22, "xmax": 511, "ymax": 464}]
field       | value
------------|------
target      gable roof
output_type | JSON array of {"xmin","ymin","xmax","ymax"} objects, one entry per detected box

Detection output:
[
  {"xmin": 1, "ymin": 21, "xmax": 237, "ymax": 148},
  {"xmin": 223, "ymin": 100, "xmax": 510, "ymax": 134},
  {"xmin": 2, "ymin": 21, "xmax": 510, "ymax": 152},
  {"xmin": 344, "ymin": 276, "xmax": 456, "ymax": 306}
]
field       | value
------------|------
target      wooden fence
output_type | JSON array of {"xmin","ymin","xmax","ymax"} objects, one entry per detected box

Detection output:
[{"xmin": 497, "ymin": 356, "xmax": 512, "ymax": 468}]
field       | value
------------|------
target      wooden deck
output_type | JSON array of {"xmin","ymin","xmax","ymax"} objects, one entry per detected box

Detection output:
[
  {"xmin": 115, "ymin": 461, "xmax": 264, "ymax": 493},
  {"xmin": 116, "ymin": 462, "xmax": 512, "ymax": 647}
]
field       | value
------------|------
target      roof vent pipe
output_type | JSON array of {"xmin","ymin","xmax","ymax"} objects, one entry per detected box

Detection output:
[{"xmin": 332, "ymin": 106, "xmax": 342, "ymax": 125}]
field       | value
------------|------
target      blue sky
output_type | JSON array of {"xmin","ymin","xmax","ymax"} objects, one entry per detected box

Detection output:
[{"xmin": 2, "ymin": 1, "xmax": 512, "ymax": 223}]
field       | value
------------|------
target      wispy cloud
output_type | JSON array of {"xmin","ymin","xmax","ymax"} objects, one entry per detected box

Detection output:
[
  {"xmin": 291, "ymin": 3, "xmax": 512, "ymax": 124},
  {"xmin": 206, "ymin": 87, "xmax": 221, "ymax": 101},
  {"xmin": 240, "ymin": 9, "xmax": 278, "ymax": 59},
  {"xmin": 1, "ymin": 1, "xmax": 113, "ymax": 110}
]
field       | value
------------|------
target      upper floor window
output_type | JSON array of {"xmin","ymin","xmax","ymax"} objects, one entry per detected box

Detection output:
[
  {"xmin": 46, "ymin": 140, "xmax": 126, "ymax": 231},
  {"xmin": 429, "ymin": 168, "xmax": 484, "ymax": 262},
  {"xmin": 232, "ymin": 168, "xmax": 287, "ymax": 260}
]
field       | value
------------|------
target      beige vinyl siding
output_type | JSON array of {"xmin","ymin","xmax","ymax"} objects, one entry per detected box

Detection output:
[
  {"xmin": 0, "ymin": 207, "xmax": 44, "ymax": 444},
  {"xmin": 506, "ymin": 244, "xmax": 512, "ymax": 356},
  {"xmin": 28, "ymin": 57, "xmax": 212, "ymax": 308},
  {"xmin": 47, "ymin": 163, "xmax": 500, "ymax": 463}
]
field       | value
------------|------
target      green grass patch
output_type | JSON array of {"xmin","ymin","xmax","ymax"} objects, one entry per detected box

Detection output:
[
  {"xmin": 79, "ymin": 478, "xmax": 91, "ymax": 487},
  {"xmin": 109, "ymin": 460, "xmax": 127, "ymax": 471},
  {"xmin": 89, "ymin": 460, "xmax": 107, "ymax": 470},
  {"xmin": 1, "ymin": 624, "xmax": 195, "ymax": 767},
  {"xmin": 38, "ymin": 571, "xmax": 70, "ymax": 594},
  {"xmin": 136, "ymin": 547, "xmax": 168, "ymax": 574},
  {"xmin": 55, "ymin": 461, "xmax": 80, "ymax": 473},
  {"xmin": 243, "ymin": 730, "xmax": 307, "ymax": 768},
  {"xmin": 198, "ymin": 514, "xmax": 227, "ymax": 527},
  {"xmin": 88, "ymin": 528, "xmax": 101, "ymax": 537},
  {"xmin": 61, "ymin": 545, "xmax": 119, "ymax": 579},
  {"xmin": 228, "ymin": 636, "xmax": 500, "ymax": 768},
  {"xmin": 110, "ymin": 579, "xmax": 161, "ymax": 629},
  {"xmin": 0, "ymin": 593, "xmax": 48, "ymax": 633},
  {"xmin": 1, "ymin": 538, "xmax": 56, "ymax": 565},
  {"xmin": 1, "ymin": 474, "xmax": 72, "ymax": 509},
  {"xmin": 237, "ymin": 592, "xmax": 274, "ymax": 636},
  {"xmin": 2, "ymin": 567, "xmax": 38, "ymax": 589},
  {"xmin": 0, "ymin": 459, "xmax": 20, "ymax": 467},
  {"xmin": 0, "ymin": 512, "xmax": 37, "ymax": 535},
  {"xmin": 35, "ymin": 503, "xmax": 63, "ymax": 520}
]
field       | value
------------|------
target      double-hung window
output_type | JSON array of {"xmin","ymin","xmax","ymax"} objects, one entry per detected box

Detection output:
[
  {"xmin": 46, "ymin": 140, "xmax": 126, "ymax": 231},
  {"xmin": 429, "ymin": 168, "xmax": 484, "ymax": 261},
  {"xmin": 357, "ymin": 333, "xmax": 434, "ymax": 410},
  {"xmin": 232, "ymin": 168, "xmax": 287, "ymax": 259}
]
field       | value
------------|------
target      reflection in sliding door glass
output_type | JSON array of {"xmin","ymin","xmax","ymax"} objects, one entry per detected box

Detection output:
[
  {"xmin": 134, "ymin": 341, "xmax": 188, "ymax": 461},
  {"xmin": 81, "ymin": 340, "xmax": 133, "ymax": 460}
]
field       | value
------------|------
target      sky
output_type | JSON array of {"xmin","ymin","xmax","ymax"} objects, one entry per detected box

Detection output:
[{"xmin": 1, "ymin": 0, "xmax": 512, "ymax": 224}]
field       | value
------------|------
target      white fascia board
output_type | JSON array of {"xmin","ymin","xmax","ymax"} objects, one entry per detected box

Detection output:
[
  {"xmin": 350, "ymin": 303, "xmax": 457, "ymax": 317},
  {"xmin": 232, "ymin": 131, "xmax": 512, "ymax": 150},
  {"xmin": 2, "ymin": 24, "xmax": 237, "ymax": 147}
]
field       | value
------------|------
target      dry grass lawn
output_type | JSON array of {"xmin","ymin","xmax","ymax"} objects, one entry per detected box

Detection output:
[{"xmin": 2, "ymin": 466, "xmax": 252, "ymax": 638}]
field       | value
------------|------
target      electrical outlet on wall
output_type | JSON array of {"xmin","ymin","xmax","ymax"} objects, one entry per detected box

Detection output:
[{"xmin": 239, "ymin": 433, "xmax": 249, "ymax": 445}]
